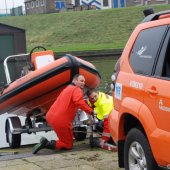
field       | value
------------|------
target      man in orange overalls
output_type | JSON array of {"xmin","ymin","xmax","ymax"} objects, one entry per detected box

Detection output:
[{"xmin": 32, "ymin": 74, "xmax": 94, "ymax": 154}]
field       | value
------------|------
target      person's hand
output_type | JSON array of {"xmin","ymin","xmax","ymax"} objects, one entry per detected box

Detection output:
[
  {"xmin": 93, "ymin": 110, "xmax": 97, "ymax": 118},
  {"xmin": 91, "ymin": 110, "xmax": 97, "ymax": 119},
  {"xmin": 86, "ymin": 115, "xmax": 93, "ymax": 125}
]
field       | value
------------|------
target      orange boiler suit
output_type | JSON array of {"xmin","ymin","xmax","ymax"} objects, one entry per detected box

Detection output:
[{"xmin": 46, "ymin": 84, "xmax": 93, "ymax": 150}]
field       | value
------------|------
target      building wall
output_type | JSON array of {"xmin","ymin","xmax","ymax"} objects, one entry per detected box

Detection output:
[
  {"xmin": 46, "ymin": 0, "xmax": 56, "ymax": 12},
  {"xmin": 126, "ymin": 0, "xmax": 168, "ymax": 6},
  {"xmin": 25, "ymin": 0, "xmax": 56, "ymax": 15},
  {"xmin": 126, "ymin": 0, "xmax": 142, "ymax": 7},
  {"xmin": 10, "ymin": 6, "xmax": 23, "ymax": 16},
  {"xmin": 0, "ymin": 24, "xmax": 26, "ymax": 54},
  {"xmin": 0, "ymin": 24, "xmax": 26, "ymax": 86},
  {"xmin": 80, "ymin": 0, "xmax": 112, "ymax": 9},
  {"xmin": 78, "ymin": 0, "xmax": 169, "ymax": 8},
  {"xmin": 146, "ymin": 0, "xmax": 168, "ymax": 5},
  {"xmin": 25, "ymin": 0, "xmax": 170, "ymax": 13}
]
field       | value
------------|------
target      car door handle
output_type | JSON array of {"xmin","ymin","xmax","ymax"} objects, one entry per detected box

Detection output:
[{"xmin": 146, "ymin": 88, "xmax": 158, "ymax": 95}]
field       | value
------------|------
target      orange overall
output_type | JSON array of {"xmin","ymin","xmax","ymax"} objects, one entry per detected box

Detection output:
[{"xmin": 46, "ymin": 84, "xmax": 93, "ymax": 150}]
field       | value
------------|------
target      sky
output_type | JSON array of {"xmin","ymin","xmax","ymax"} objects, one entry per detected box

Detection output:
[{"xmin": 0, "ymin": 0, "xmax": 25, "ymax": 10}]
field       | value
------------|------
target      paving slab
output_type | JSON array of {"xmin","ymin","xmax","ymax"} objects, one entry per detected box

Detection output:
[{"xmin": 0, "ymin": 139, "xmax": 124, "ymax": 170}]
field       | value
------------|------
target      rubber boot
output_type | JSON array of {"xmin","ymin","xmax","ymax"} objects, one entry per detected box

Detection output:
[
  {"xmin": 45, "ymin": 140, "xmax": 56, "ymax": 150},
  {"xmin": 32, "ymin": 137, "xmax": 48, "ymax": 154}
]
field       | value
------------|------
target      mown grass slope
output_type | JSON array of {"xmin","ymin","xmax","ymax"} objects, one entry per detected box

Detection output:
[{"xmin": 0, "ymin": 4, "xmax": 170, "ymax": 52}]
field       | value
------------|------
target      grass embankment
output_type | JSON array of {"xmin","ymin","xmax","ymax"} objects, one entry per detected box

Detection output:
[{"xmin": 0, "ymin": 4, "xmax": 170, "ymax": 52}]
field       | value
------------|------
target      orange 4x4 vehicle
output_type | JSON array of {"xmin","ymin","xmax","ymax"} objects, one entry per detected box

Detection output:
[{"xmin": 109, "ymin": 9, "xmax": 170, "ymax": 170}]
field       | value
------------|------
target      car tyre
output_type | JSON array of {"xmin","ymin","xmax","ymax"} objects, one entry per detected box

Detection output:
[{"xmin": 124, "ymin": 128, "xmax": 160, "ymax": 170}]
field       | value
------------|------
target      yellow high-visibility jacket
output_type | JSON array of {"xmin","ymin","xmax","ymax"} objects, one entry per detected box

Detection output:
[{"xmin": 88, "ymin": 92, "xmax": 114, "ymax": 120}]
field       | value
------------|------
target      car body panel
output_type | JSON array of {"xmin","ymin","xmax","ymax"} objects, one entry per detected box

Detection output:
[{"xmin": 109, "ymin": 10, "xmax": 170, "ymax": 168}]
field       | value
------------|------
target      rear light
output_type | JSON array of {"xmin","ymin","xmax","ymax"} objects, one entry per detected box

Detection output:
[{"xmin": 111, "ymin": 58, "xmax": 120, "ymax": 91}]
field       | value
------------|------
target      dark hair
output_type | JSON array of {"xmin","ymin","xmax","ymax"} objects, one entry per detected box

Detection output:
[
  {"xmin": 72, "ymin": 74, "xmax": 84, "ymax": 81},
  {"xmin": 86, "ymin": 89, "xmax": 98, "ymax": 97}
]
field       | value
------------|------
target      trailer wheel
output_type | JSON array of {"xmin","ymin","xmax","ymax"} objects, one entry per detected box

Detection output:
[
  {"xmin": 6, "ymin": 117, "xmax": 21, "ymax": 148},
  {"xmin": 73, "ymin": 127, "xmax": 87, "ymax": 141}
]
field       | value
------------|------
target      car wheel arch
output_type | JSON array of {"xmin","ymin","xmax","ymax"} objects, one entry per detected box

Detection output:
[
  {"xmin": 117, "ymin": 104, "xmax": 157, "ymax": 168},
  {"xmin": 117, "ymin": 112, "xmax": 147, "ymax": 168},
  {"xmin": 118, "ymin": 112, "xmax": 146, "ymax": 139}
]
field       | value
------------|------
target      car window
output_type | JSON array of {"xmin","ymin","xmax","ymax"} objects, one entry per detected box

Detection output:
[
  {"xmin": 155, "ymin": 28, "xmax": 170, "ymax": 78},
  {"xmin": 130, "ymin": 26, "xmax": 167, "ymax": 75}
]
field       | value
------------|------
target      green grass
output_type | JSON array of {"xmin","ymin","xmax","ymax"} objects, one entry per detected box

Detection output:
[{"xmin": 0, "ymin": 4, "xmax": 170, "ymax": 52}]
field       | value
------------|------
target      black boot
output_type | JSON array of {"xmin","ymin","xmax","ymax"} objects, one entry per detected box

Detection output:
[
  {"xmin": 92, "ymin": 138, "xmax": 101, "ymax": 147},
  {"xmin": 45, "ymin": 140, "xmax": 56, "ymax": 150},
  {"xmin": 32, "ymin": 137, "xmax": 48, "ymax": 154}
]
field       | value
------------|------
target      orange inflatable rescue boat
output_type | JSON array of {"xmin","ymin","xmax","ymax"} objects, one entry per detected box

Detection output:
[
  {"xmin": 0, "ymin": 46, "xmax": 101, "ymax": 148},
  {"xmin": 0, "ymin": 48, "xmax": 101, "ymax": 116}
]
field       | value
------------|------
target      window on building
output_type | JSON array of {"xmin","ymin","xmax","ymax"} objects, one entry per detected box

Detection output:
[
  {"xmin": 36, "ymin": 0, "xmax": 39, "ymax": 7},
  {"xmin": 130, "ymin": 26, "xmax": 167, "ymax": 76},
  {"xmin": 55, "ymin": 1, "xmax": 65, "ymax": 9},
  {"xmin": 41, "ymin": 0, "xmax": 45, "ymax": 6},
  {"xmin": 103, "ymin": 0, "xmax": 109, "ymax": 6},
  {"xmin": 26, "ymin": 3, "xmax": 30, "ymax": 9},
  {"xmin": 31, "ymin": 1, "xmax": 35, "ymax": 8},
  {"xmin": 134, "ymin": 0, "xmax": 140, "ymax": 2}
]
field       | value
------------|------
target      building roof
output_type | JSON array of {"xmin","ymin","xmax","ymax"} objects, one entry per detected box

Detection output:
[{"xmin": 0, "ymin": 23, "xmax": 25, "ymax": 32}]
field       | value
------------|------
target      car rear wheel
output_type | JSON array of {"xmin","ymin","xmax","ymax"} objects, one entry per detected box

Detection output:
[{"xmin": 124, "ymin": 128, "xmax": 160, "ymax": 170}]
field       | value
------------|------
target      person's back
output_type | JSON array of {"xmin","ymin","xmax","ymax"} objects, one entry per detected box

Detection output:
[{"xmin": 46, "ymin": 85, "xmax": 80, "ymax": 125}]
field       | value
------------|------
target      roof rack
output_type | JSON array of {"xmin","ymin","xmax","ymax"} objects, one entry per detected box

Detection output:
[{"xmin": 142, "ymin": 10, "xmax": 170, "ymax": 23}]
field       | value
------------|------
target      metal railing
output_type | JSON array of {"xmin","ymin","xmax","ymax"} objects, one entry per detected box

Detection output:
[{"xmin": 3, "ymin": 53, "xmax": 29, "ymax": 84}]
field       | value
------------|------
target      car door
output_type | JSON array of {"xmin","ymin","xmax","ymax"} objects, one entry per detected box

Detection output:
[
  {"xmin": 144, "ymin": 26, "xmax": 170, "ymax": 163},
  {"xmin": 144, "ymin": 27, "xmax": 170, "ymax": 133},
  {"xmin": 128, "ymin": 25, "xmax": 168, "ymax": 108}
]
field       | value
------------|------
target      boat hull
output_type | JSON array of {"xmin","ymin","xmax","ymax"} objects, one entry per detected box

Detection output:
[{"xmin": 0, "ymin": 54, "xmax": 101, "ymax": 116}]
